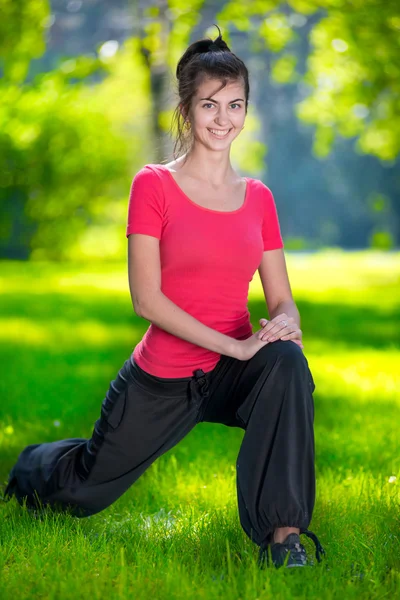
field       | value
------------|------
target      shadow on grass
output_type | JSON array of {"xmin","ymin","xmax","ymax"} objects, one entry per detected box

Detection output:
[
  {"xmin": 250, "ymin": 297, "xmax": 400, "ymax": 351},
  {"xmin": 0, "ymin": 292, "xmax": 398, "ymax": 349}
]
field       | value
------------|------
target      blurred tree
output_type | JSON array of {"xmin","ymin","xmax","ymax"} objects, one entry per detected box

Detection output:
[
  {"xmin": 0, "ymin": 0, "xmax": 150, "ymax": 260},
  {"xmin": 216, "ymin": 0, "xmax": 400, "ymax": 163},
  {"xmin": 1, "ymin": 0, "xmax": 398, "ymax": 259},
  {"xmin": 294, "ymin": 0, "xmax": 400, "ymax": 163},
  {"xmin": 0, "ymin": 0, "xmax": 48, "ymax": 83}
]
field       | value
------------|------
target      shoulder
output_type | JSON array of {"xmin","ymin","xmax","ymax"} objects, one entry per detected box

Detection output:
[
  {"xmin": 129, "ymin": 165, "xmax": 168, "ymax": 212},
  {"xmin": 130, "ymin": 165, "xmax": 168, "ymax": 201},
  {"xmin": 246, "ymin": 177, "xmax": 275, "ymax": 201},
  {"xmin": 247, "ymin": 176, "xmax": 271, "ymax": 192},
  {"xmin": 133, "ymin": 163, "xmax": 166, "ymax": 184}
]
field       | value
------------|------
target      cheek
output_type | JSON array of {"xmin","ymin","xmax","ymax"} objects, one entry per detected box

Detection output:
[
  {"xmin": 233, "ymin": 111, "xmax": 246, "ymax": 124},
  {"xmin": 194, "ymin": 112, "xmax": 213, "ymax": 127}
]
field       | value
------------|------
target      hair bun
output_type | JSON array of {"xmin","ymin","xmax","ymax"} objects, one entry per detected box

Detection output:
[
  {"xmin": 176, "ymin": 25, "xmax": 231, "ymax": 80},
  {"xmin": 208, "ymin": 25, "xmax": 230, "ymax": 52}
]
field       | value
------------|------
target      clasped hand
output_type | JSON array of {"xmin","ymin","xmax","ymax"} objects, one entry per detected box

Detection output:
[
  {"xmin": 236, "ymin": 313, "xmax": 304, "ymax": 361},
  {"xmin": 257, "ymin": 314, "xmax": 304, "ymax": 350}
]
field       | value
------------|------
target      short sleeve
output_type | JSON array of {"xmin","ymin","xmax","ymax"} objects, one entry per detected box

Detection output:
[
  {"xmin": 126, "ymin": 166, "xmax": 165, "ymax": 239},
  {"xmin": 261, "ymin": 184, "xmax": 284, "ymax": 251}
]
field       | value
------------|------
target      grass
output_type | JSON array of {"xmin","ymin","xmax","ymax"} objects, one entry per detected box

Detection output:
[{"xmin": 0, "ymin": 250, "xmax": 399, "ymax": 599}]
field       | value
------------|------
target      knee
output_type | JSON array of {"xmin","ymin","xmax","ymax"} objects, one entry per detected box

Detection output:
[
  {"xmin": 270, "ymin": 340, "xmax": 309, "ymax": 375},
  {"xmin": 273, "ymin": 341, "xmax": 315, "ymax": 392}
]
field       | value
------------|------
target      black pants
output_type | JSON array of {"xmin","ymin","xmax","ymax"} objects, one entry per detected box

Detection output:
[{"xmin": 4, "ymin": 340, "xmax": 316, "ymax": 549}]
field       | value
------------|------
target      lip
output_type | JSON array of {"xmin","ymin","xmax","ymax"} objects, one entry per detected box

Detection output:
[{"xmin": 207, "ymin": 128, "xmax": 232, "ymax": 138}]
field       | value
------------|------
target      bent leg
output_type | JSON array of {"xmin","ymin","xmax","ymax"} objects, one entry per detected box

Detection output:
[
  {"xmin": 4, "ymin": 358, "xmax": 198, "ymax": 517},
  {"xmin": 235, "ymin": 341, "xmax": 316, "ymax": 547},
  {"xmin": 200, "ymin": 341, "xmax": 316, "ymax": 548}
]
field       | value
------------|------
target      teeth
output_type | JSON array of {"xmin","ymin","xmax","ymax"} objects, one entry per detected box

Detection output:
[{"xmin": 208, "ymin": 128, "xmax": 230, "ymax": 137}]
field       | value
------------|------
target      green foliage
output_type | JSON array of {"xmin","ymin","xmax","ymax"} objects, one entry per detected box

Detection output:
[
  {"xmin": 218, "ymin": 0, "xmax": 400, "ymax": 161},
  {"xmin": 154, "ymin": 0, "xmax": 205, "ymax": 71},
  {"xmin": 369, "ymin": 230, "xmax": 394, "ymax": 250},
  {"xmin": 1, "ymin": 0, "xmax": 399, "ymax": 260},
  {"xmin": 0, "ymin": 0, "xmax": 49, "ymax": 83},
  {"xmin": 271, "ymin": 53, "xmax": 298, "ymax": 83},
  {"xmin": 0, "ymin": 72, "xmax": 128, "ymax": 260},
  {"xmin": 259, "ymin": 12, "xmax": 295, "ymax": 52},
  {"xmin": 0, "ymin": 4, "xmax": 152, "ymax": 260},
  {"xmin": 294, "ymin": 0, "xmax": 400, "ymax": 161}
]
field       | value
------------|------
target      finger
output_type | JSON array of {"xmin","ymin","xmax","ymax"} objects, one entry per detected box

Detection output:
[
  {"xmin": 281, "ymin": 331, "xmax": 302, "ymax": 341},
  {"xmin": 258, "ymin": 326, "xmax": 275, "ymax": 339},
  {"xmin": 257, "ymin": 327, "xmax": 274, "ymax": 339},
  {"xmin": 258, "ymin": 315, "xmax": 295, "ymax": 340},
  {"xmin": 258, "ymin": 317, "xmax": 289, "ymax": 337},
  {"xmin": 263, "ymin": 315, "xmax": 294, "ymax": 333},
  {"xmin": 259, "ymin": 324, "xmax": 293, "ymax": 340},
  {"xmin": 258, "ymin": 314, "xmax": 283, "ymax": 331},
  {"xmin": 265, "ymin": 328, "xmax": 290, "ymax": 341}
]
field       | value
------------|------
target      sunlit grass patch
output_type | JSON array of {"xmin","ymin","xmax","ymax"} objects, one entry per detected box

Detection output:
[
  {"xmin": 308, "ymin": 347, "xmax": 400, "ymax": 403},
  {"xmin": 0, "ymin": 317, "xmax": 137, "ymax": 348}
]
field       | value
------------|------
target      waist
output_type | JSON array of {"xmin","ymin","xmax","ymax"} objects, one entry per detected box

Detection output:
[{"xmin": 133, "ymin": 319, "xmax": 253, "ymax": 378}]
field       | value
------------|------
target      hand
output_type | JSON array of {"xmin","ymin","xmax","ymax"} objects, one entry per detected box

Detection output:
[
  {"xmin": 235, "ymin": 331, "xmax": 271, "ymax": 361},
  {"xmin": 257, "ymin": 314, "xmax": 304, "ymax": 350}
]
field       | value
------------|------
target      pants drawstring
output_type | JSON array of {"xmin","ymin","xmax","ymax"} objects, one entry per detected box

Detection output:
[{"xmin": 189, "ymin": 369, "xmax": 210, "ymax": 419}]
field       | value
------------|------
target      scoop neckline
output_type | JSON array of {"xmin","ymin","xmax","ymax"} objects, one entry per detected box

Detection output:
[{"xmin": 159, "ymin": 164, "xmax": 250, "ymax": 215}]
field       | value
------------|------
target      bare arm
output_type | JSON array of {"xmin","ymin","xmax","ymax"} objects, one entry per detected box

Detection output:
[
  {"xmin": 128, "ymin": 233, "xmax": 241, "ymax": 359},
  {"xmin": 140, "ymin": 291, "xmax": 241, "ymax": 358},
  {"xmin": 258, "ymin": 248, "xmax": 300, "ymax": 326}
]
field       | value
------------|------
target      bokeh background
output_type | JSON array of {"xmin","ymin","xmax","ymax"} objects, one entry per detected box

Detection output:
[
  {"xmin": 1, "ymin": 0, "xmax": 399, "ymax": 260},
  {"xmin": 1, "ymin": 2, "xmax": 399, "ymax": 599}
]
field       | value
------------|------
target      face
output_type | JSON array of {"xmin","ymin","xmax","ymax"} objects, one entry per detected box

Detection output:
[{"xmin": 185, "ymin": 77, "xmax": 247, "ymax": 149}]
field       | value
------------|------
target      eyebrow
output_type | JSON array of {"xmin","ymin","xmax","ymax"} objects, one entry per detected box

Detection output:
[{"xmin": 199, "ymin": 97, "xmax": 244, "ymax": 103}]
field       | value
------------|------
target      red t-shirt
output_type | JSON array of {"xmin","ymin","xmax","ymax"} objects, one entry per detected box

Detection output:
[{"xmin": 126, "ymin": 164, "xmax": 284, "ymax": 378}]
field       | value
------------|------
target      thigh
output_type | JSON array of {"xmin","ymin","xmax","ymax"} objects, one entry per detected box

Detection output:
[
  {"xmin": 200, "ymin": 341, "xmax": 314, "ymax": 428},
  {"xmin": 79, "ymin": 357, "xmax": 198, "ymax": 484},
  {"xmin": 6, "ymin": 358, "xmax": 200, "ymax": 516}
]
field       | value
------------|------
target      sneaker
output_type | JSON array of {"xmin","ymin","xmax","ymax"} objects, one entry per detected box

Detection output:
[{"xmin": 258, "ymin": 528, "xmax": 326, "ymax": 569}]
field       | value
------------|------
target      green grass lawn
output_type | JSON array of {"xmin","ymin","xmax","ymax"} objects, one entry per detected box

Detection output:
[{"xmin": 0, "ymin": 251, "xmax": 399, "ymax": 599}]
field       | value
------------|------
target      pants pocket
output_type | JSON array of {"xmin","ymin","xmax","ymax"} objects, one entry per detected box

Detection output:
[
  {"xmin": 98, "ymin": 359, "xmax": 133, "ymax": 431},
  {"xmin": 101, "ymin": 385, "xmax": 128, "ymax": 430}
]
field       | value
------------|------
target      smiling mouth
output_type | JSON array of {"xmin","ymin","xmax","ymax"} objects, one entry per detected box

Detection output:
[{"xmin": 207, "ymin": 128, "xmax": 232, "ymax": 138}]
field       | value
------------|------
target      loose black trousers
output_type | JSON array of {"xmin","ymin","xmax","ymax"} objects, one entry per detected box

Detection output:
[{"xmin": 4, "ymin": 340, "xmax": 316, "ymax": 548}]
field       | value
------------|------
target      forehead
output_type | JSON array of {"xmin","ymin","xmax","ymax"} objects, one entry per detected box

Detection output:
[{"xmin": 194, "ymin": 77, "xmax": 245, "ymax": 99}]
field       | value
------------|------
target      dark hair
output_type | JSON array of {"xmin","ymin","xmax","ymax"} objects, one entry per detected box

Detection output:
[{"xmin": 169, "ymin": 25, "xmax": 250, "ymax": 161}]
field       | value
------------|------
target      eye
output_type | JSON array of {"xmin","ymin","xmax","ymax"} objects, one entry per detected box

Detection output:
[
  {"xmin": 230, "ymin": 103, "xmax": 242, "ymax": 109},
  {"xmin": 202, "ymin": 103, "xmax": 215, "ymax": 109}
]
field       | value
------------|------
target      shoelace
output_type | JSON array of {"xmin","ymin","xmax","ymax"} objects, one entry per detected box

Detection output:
[
  {"xmin": 258, "ymin": 528, "xmax": 326, "ymax": 567},
  {"xmin": 299, "ymin": 528, "xmax": 326, "ymax": 563}
]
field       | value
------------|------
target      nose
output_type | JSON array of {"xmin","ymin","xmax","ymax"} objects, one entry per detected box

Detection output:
[{"xmin": 214, "ymin": 106, "xmax": 230, "ymax": 127}]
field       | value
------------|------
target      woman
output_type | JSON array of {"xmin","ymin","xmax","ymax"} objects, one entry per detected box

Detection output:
[{"xmin": 4, "ymin": 26, "xmax": 325, "ymax": 569}]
